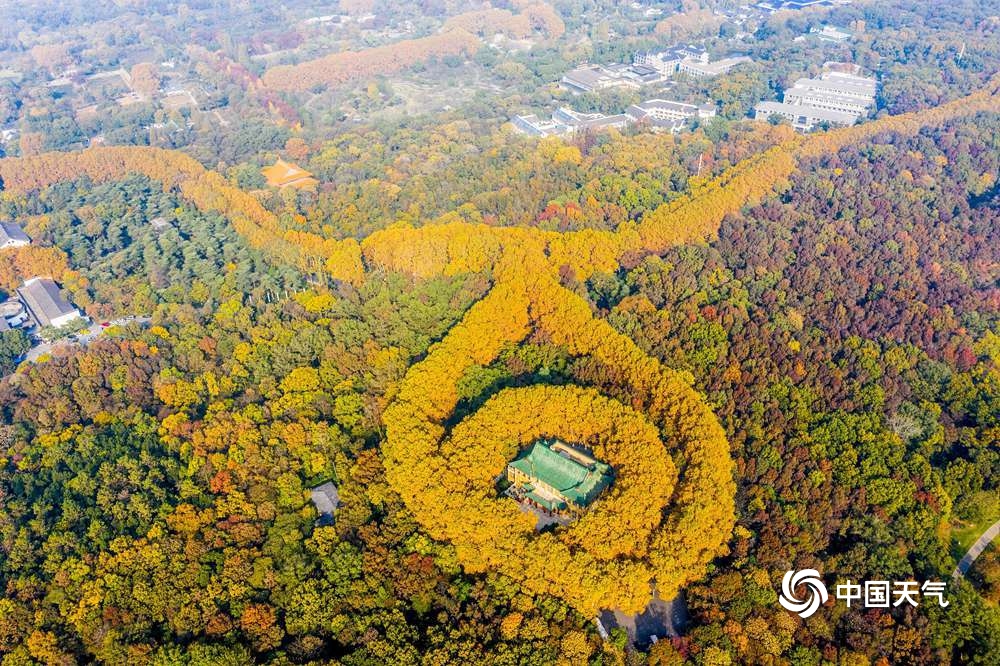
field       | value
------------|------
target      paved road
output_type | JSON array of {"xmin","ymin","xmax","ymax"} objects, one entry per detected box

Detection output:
[
  {"xmin": 953, "ymin": 519, "xmax": 1000, "ymax": 580},
  {"xmin": 599, "ymin": 589, "xmax": 688, "ymax": 648},
  {"xmin": 23, "ymin": 316, "xmax": 151, "ymax": 362}
]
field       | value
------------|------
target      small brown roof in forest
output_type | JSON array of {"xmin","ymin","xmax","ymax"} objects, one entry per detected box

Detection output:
[
  {"xmin": 261, "ymin": 159, "xmax": 318, "ymax": 190},
  {"xmin": 310, "ymin": 481, "xmax": 340, "ymax": 517}
]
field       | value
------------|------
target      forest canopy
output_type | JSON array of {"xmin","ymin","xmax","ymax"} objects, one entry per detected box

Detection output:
[{"xmin": 0, "ymin": 1, "xmax": 998, "ymax": 664}]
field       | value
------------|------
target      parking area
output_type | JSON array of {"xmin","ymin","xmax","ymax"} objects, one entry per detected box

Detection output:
[{"xmin": 23, "ymin": 316, "xmax": 152, "ymax": 362}]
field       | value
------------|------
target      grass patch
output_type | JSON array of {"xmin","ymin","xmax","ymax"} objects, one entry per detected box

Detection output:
[
  {"xmin": 953, "ymin": 520, "xmax": 990, "ymax": 553},
  {"xmin": 950, "ymin": 491, "xmax": 1000, "ymax": 554}
]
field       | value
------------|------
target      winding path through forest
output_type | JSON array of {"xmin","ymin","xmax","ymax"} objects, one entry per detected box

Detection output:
[{"xmin": 953, "ymin": 519, "xmax": 1000, "ymax": 580}]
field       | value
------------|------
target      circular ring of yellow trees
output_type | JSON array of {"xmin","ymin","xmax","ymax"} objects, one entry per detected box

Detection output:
[
  {"xmin": 443, "ymin": 385, "xmax": 677, "ymax": 595},
  {"xmin": 382, "ymin": 258, "xmax": 736, "ymax": 615}
]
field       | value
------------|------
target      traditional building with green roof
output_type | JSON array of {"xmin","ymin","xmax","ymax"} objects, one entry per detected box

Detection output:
[{"xmin": 507, "ymin": 439, "xmax": 613, "ymax": 514}]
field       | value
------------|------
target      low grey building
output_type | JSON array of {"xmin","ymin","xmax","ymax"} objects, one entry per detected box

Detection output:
[
  {"xmin": 810, "ymin": 25, "xmax": 853, "ymax": 43},
  {"xmin": 17, "ymin": 277, "xmax": 84, "ymax": 329},
  {"xmin": 0, "ymin": 222, "xmax": 30, "ymax": 249},
  {"xmin": 551, "ymin": 107, "xmax": 629, "ymax": 132},
  {"xmin": 149, "ymin": 216, "xmax": 173, "ymax": 232},
  {"xmin": 511, "ymin": 113, "xmax": 570, "ymax": 137},
  {"xmin": 0, "ymin": 300, "xmax": 27, "ymax": 329},
  {"xmin": 560, "ymin": 63, "xmax": 668, "ymax": 93},
  {"xmin": 561, "ymin": 65, "xmax": 620, "ymax": 93}
]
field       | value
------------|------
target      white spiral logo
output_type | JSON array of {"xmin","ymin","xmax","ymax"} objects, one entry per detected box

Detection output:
[{"xmin": 779, "ymin": 569, "xmax": 828, "ymax": 618}]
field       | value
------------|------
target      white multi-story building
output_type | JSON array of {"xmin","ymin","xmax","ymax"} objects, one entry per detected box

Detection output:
[
  {"xmin": 626, "ymin": 99, "xmax": 716, "ymax": 132},
  {"xmin": 678, "ymin": 55, "xmax": 752, "ymax": 78},
  {"xmin": 512, "ymin": 108, "xmax": 628, "ymax": 137},
  {"xmin": 783, "ymin": 71, "xmax": 877, "ymax": 113},
  {"xmin": 633, "ymin": 45, "xmax": 708, "ymax": 76},
  {"xmin": 782, "ymin": 87, "xmax": 872, "ymax": 116},
  {"xmin": 755, "ymin": 70, "xmax": 877, "ymax": 132}
]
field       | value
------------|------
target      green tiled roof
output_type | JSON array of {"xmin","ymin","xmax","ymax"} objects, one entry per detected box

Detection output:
[{"xmin": 509, "ymin": 440, "xmax": 612, "ymax": 507}]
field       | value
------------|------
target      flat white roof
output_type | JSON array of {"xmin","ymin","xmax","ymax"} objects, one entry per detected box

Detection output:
[
  {"xmin": 632, "ymin": 99, "xmax": 698, "ymax": 112},
  {"xmin": 784, "ymin": 88, "xmax": 873, "ymax": 110},
  {"xmin": 682, "ymin": 56, "xmax": 751, "ymax": 75},
  {"xmin": 792, "ymin": 76, "xmax": 877, "ymax": 99}
]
